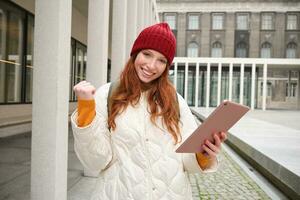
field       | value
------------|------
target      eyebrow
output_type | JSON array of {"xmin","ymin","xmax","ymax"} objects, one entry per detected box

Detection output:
[{"xmin": 159, "ymin": 57, "xmax": 167, "ymax": 61}]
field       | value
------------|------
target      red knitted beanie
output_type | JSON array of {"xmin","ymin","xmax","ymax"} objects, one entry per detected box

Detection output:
[{"xmin": 130, "ymin": 23, "xmax": 176, "ymax": 65}]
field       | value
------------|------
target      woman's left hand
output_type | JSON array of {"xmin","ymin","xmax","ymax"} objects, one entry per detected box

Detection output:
[{"xmin": 202, "ymin": 132, "xmax": 227, "ymax": 159}]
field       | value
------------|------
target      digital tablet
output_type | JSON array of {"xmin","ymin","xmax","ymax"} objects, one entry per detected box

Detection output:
[{"xmin": 176, "ymin": 100, "xmax": 250, "ymax": 153}]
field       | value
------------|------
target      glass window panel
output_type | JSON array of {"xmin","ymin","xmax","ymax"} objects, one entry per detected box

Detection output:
[
  {"xmin": 70, "ymin": 39, "xmax": 76, "ymax": 101},
  {"xmin": 187, "ymin": 66, "xmax": 196, "ymax": 106},
  {"xmin": 176, "ymin": 65, "xmax": 185, "ymax": 97},
  {"xmin": 221, "ymin": 70, "xmax": 229, "ymax": 102},
  {"xmin": 164, "ymin": 15, "xmax": 176, "ymax": 30},
  {"xmin": 291, "ymin": 83, "xmax": 297, "ymax": 97},
  {"xmin": 232, "ymin": 69, "xmax": 240, "ymax": 103},
  {"xmin": 209, "ymin": 68, "xmax": 218, "ymax": 106},
  {"xmin": 73, "ymin": 43, "xmax": 87, "ymax": 100},
  {"xmin": 261, "ymin": 14, "xmax": 273, "ymax": 30},
  {"xmin": 0, "ymin": 9, "xmax": 6, "ymax": 103},
  {"xmin": 236, "ymin": 14, "xmax": 248, "ymax": 30},
  {"xmin": 211, "ymin": 42, "xmax": 222, "ymax": 57},
  {"xmin": 188, "ymin": 15, "xmax": 199, "ymax": 30},
  {"xmin": 6, "ymin": 12, "xmax": 24, "ymax": 103},
  {"xmin": 168, "ymin": 65, "xmax": 174, "ymax": 83},
  {"xmin": 198, "ymin": 67, "xmax": 206, "ymax": 107},
  {"xmin": 212, "ymin": 14, "xmax": 224, "ymax": 30},
  {"xmin": 287, "ymin": 14, "xmax": 297, "ymax": 30},
  {"xmin": 261, "ymin": 42, "xmax": 271, "ymax": 58},
  {"xmin": 25, "ymin": 15, "xmax": 34, "ymax": 102},
  {"xmin": 286, "ymin": 42, "xmax": 297, "ymax": 58},
  {"xmin": 236, "ymin": 42, "xmax": 247, "ymax": 58},
  {"xmin": 243, "ymin": 69, "xmax": 252, "ymax": 106},
  {"xmin": 187, "ymin": 42, "xmax": 198, "ymax": 57}
]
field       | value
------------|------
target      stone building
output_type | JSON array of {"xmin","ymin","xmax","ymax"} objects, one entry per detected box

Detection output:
[{"xmin": 157, "ymin": 0, "xmax": 300, "ymax": 109}]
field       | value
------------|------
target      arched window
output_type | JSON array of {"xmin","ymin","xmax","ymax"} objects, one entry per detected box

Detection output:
[
  {"xmin": 187, "ymin": 42, "xmax": 199, "ymax": 57},
  {"xmin": 211, "ymin": 42, "xmax": 222, "ymax": 57},
  {"xmin": 286, "ymin": 42, "xmax": 297, "ymax": 58},
  {"xmin": 260, "ymin": 42, "xmax": 272, "ymax": 58},
  {"xmin": 236, "ymin": 42, "xmax": 247, "ymax": 58}
]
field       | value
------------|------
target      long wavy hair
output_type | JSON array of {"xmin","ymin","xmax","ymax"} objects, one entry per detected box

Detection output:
[{"xmin": 108, "ymin": 53, "xmax": 181, "ymax": 144}]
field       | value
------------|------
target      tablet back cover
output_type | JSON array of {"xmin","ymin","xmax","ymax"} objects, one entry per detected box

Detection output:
[{"xmin": 176, "ymin": 100, "xmax": 249, "ymax": 153}]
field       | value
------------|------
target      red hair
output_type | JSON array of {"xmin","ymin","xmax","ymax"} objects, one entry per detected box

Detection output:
[{"xmin": 108, "ymin": 55, "xmax": 181, "ymax": 144}]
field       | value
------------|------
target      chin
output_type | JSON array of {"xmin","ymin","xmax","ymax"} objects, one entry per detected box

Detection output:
[{"xmin": 140, "ymin": 78, "xmax": 152, "ymax": 83}]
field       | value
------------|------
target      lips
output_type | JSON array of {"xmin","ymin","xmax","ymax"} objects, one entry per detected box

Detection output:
[{"xmin": 141, "ymin": 68, "xmax": 154, "ymax": 77}]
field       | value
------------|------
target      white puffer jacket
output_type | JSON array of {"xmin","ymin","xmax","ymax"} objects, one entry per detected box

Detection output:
[{"xmin": 71, "ymin": 83, "xmax": 218, "ymax": 200}]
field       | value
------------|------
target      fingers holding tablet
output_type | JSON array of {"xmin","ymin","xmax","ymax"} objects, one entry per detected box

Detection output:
[
  {"xmin": 202, "ymin": 132, "xmax": 227, "ymax": 157},
  {"xmin": 220, "ymin": 131, "xmax": 227, "ymax": 142}
]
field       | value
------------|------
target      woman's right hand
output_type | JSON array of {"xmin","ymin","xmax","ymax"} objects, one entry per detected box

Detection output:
[{"xmin": 73, "ymin": 81, "xmax": 96, "ymax": 100}]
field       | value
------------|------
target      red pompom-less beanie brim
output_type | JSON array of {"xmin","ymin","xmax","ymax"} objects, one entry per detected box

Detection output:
[{"xmin": 130, "ymin": 23, "xmax": 176, "ymax": 65}]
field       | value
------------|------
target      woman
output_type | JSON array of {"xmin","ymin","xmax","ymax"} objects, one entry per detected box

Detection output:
[{"xmin": 71, "ymin": 23, "xmax": 227, "ymax": 200}]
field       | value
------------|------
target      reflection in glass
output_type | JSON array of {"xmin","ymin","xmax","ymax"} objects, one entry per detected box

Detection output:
[
  {"xmin": 0, "ymin": 9, "xmax": 24, "ymax": 103},
  {"xmin": 221, "ymin": 69, "xmax": 229, "ymax": 102},
  {"xmin": 197, "ymin": 66, "xmax": 206, "ymax": 107},
  {"xmin": 187, "ymin": 65, "xmax": 195, "ymax": 106},
  {"xmin": 0, "ymin": 9, "xmax": 5, "ymax": 102},
  {"xmin": 70, "ymin": 42, "xmax": 87, "ymax": 101},
  {"xmin": 187, "ymin": 42, "xmax": 198, "ymax": 57},
  {"xmin": 209, "ymin": 67, "xmax": 218, "ymax": 106},
  {"xmin": 169, "ymin": 65, "xmax": 254, "ymax": 108},
  {"xmin": 7, "ymin": 12, "xmax": 23, "ymax": 102},
  {"xmin": 25, "ymin": 15, "xmax": 34, "ymax": 102},
  {"xmin": 211, "ymin": 42, "xmax": 222, "ymax": 57},
  {"xmin": 261, "ymin": 42, "xmax": 271, "ymax": 58},
  {"xmin": 176, "ymin": 64, "xmax": 185, "ymax": 97},
  {"xmin": 286, "ymin": 42, "xmax": 297, "ymax": 58}
]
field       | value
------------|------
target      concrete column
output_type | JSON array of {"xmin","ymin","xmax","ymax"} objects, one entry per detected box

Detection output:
[
  {"xmin": 229, "ymin": 63, "xmax": 233, "ymax": 101},
  {"xmin": 206, "ymin": 63, "xmax": 211, "ymax": 108},
  {"xmin": 84, "ymin": 0, "xmax": 109, "ymax": 177},
  {"xmin": 251, "ymin": 64, "xmax": 256, "ymax": 110},
  {"xmin": 240, "ymin": 63, "xmax": 245, "ymax": 105},
  {"xmin": 262, "ymin": 63, "xmax": 267, "ymax": 110},
  {"xmin": 184, "ymin": 62, "xmax": 189, "ymax": 100},
  {"xmin": 195, "ymin": 62, "xmax": 200, "ymax": 107},
  {"xmin": 111, "ymin": 0, "xmax": 128, "ymax": 81},
  {"xmin": 126, "ymin": 0, "xmax": 138, "ymax": 58},
  {"xmin": 31, "ymin": 0, "xmax": 71, "ymax": 199},
  {"xmin": 144, "ymin": 0, "xmax": 150, "ymax": 27},
  {"xmin": 217, "ymin": 63, "xmax": 222, "ymax": 105},
  {"xmin": 137, "ymin": 0, "xmax": 145, "ymax": 32},
  {"xmin": 87, "ymin": 0, "xmax": 110, "ymax": 88},
  {"xmin": 249, "ymin": 13, "xmax": 260, "ymax": 58},
  {"xmin": 224, "ymin": 13, "xmax": 235, "ymax": 57},
  {"xmin": 298, "ymin": 71, "xmax": 300, "ymax": 109},
  {"xmin": 150, "ymin": 0, "xmax": 154, "ymax": 24},
  {"xmin": 174, "ymin": 62, "xmax": 178, "ymax": 89},
  {"xmin": 200, "ymin": 13, "xmax": 211, "ymax": 57},
  {"xmin": 177, "ymin": 13, "xmax": 187, "ymax": 56}
]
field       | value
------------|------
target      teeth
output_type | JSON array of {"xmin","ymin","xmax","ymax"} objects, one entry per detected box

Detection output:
[{"xmin": 142, "ymin": 68, "xmax": 153, "ymax": 76}]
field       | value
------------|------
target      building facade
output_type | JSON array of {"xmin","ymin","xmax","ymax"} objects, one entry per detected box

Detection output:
[{"xmin": 158, "ymin": 0, "xmax": 300, "ymax": 109}]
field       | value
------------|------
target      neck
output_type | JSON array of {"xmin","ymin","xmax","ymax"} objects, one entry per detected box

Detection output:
[{"xmin": 140, "ymin": 81, "xmax": 156, "ymax": 92}]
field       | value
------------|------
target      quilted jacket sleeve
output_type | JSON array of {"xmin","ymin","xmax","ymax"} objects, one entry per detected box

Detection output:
[
  {"xmin": 71, "ymin": 83, "xmax": 113, "ymax": 175},
  {"xmin": 177, "ymin": 94, "xmax": 219, "ymax": 173}
]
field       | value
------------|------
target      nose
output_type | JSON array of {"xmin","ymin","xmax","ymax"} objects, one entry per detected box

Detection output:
[{"xmin": 148, "ymin": 58, "xmax": 156, "ymax": 70}]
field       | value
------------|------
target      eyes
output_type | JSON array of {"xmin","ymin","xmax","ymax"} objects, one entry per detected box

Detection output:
[{"xmin": 142, "ymin": 51, "xmax": 167, "ymax": 64}]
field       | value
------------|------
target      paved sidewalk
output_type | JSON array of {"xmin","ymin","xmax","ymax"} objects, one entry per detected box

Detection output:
[
  {"xmin": 192, "ymin": 107, "xmax": 300, "ymax": 199},
  {"xmin": 189, "ymin": 148, "xmax": 270, "ymax": 200},
  {"xmin": 0, "ymin": 130, "xmax": 273, "ymax": 200}
]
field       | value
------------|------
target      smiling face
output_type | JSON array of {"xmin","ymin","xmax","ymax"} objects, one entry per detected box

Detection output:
[{"xmin": 134, "ymin": 49, "xmax": 168, "ymax": 83}]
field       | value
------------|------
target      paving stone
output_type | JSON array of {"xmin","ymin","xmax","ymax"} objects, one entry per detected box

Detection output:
[{"xmin": 188, "ymin": 149, "xmax": 271, "ymax": 199}]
